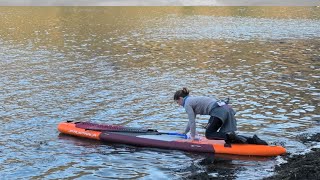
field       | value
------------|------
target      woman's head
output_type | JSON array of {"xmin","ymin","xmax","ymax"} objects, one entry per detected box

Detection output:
[{"xmin": 174, "ymin": 87, "xmax": 190, "ymax": 103}]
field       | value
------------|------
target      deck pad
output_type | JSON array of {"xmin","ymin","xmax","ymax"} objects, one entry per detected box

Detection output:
[{"xmin": 137, "ymin": 134, "xmax": 186, "ymax": 141}]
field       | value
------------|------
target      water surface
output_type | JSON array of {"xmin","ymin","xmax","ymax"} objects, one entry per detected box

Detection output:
[{"xmin": 0, "ymin": 7, "xmax": 319, "ymax": 179}]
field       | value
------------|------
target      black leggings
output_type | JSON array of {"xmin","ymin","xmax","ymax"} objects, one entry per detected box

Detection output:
[
  {"xmin": 205, "ymin": 117, "xmax": 253, "ymax": 143},
  {"xmin": 205, "ymin": 116, "xmax": 228, "ymax": 140}
]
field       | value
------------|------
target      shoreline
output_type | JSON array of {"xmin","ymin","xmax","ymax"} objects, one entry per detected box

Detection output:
[
  {"xmin": 184, "ymin": 133, "xmax": 320, "ymax": 180},
  {"xmin": 264, "ymin": 133, "xmax": 320, "ymax": 180}
]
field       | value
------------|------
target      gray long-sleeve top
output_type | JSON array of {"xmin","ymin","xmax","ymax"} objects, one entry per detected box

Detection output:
[{"xmin": 183, "ymin": 96, "xmax": 217, "ymax": 138}]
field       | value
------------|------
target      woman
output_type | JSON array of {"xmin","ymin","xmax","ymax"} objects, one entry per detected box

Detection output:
[{"xmin": 174, "ymin": 87, "xmax": 267, "ymax": 145}]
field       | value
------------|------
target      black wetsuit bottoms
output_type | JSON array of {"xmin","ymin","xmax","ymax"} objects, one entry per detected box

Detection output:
[{"xmin": 205, "ymin": 116, "xmax": 228, "ymax": 140}]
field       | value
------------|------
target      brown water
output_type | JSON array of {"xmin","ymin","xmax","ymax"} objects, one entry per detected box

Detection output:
[{"xmin": 0, "ymin": 7, "xmax": 319, "ymax": 179}]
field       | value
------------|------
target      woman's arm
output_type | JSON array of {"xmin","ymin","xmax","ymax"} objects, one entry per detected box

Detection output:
[{"xmin": 185, "ymin": 105, "xmax": 196, "ymax": 139}]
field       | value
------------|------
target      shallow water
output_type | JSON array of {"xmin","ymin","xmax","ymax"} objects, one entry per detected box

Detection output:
[{"xmin": 0, "ymin": 7, "xmax": 319, "ymax": 179}]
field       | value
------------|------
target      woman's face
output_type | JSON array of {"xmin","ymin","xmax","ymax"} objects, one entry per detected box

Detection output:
[{"xmin": 175, "ymin": 97, "xmax": 183, "ymax": 106}]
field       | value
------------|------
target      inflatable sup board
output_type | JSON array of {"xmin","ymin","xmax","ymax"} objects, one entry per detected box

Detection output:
[{"xmin": 58, "ymin": 121, "xmax": 286, "ymax": 156}]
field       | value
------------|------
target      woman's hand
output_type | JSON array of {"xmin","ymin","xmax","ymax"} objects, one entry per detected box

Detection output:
[
  {"xmin": 182, "ymin": 132, "xmax": 200, "ymax": 141},
  {"xmin": 191, "ymin": 137, "xmax": 200, "ymax": 141}
]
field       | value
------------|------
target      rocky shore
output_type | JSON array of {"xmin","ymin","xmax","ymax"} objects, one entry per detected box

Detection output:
[
  {"xmin": 264, "ymin": 133, "xmax": 320, "ymax": 180},
  {"xmin": 183, "ymin": 133, "xmax": 320, "ymax": 180}
]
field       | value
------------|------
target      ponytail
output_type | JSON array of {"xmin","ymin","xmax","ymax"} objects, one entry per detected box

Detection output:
[{"xmin": 173, "ymin": 87, "xmax": 190, "ymax": 100}]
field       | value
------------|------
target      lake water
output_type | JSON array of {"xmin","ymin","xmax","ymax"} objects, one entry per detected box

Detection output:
[{"xmin": 0, "ymin": 7, "xmax": 319, "ymax": 179}]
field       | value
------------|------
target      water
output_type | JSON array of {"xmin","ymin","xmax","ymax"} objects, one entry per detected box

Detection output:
[{"xmin": 0, "ymin": 7, "xmax": 319, "ymax": 179}]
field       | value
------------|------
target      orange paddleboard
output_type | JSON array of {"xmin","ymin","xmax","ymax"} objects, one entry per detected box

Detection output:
[{"xmin": 58, "ymin": 121, "xmax": 286, "ymax": 157}]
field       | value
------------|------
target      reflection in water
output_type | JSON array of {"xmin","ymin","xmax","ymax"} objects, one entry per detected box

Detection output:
[
  {"xmin": 0, "ymin": 7, "xmax": 319, "ymax": 179},
  {"xmin": 57, "ymin": 134, "xmax": 190, "ymax": 179}
]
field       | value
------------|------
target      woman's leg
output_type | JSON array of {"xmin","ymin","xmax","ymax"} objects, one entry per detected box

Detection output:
[
  {"xmin": 205, "ymin": 116, "xmax": 227, "ymax": 140},
  {"xmin": 205, "ymin": 116, "xmax": 248, "ymax": 143}
]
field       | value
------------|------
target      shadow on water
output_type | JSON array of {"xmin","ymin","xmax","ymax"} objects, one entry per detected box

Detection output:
[{"xmin": 179, "ymin": 152, "xmax": 275, "ymax": 180}]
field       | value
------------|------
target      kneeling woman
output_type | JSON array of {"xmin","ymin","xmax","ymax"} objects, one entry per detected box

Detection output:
[{"xmin": 173, "ymin": 87, "xmax": 267, "ymax": 145}]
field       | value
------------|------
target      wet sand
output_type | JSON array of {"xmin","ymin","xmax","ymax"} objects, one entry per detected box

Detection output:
[{"xmin": 183, "ymin": 133, "xmax": 320, "ymax": 180}]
